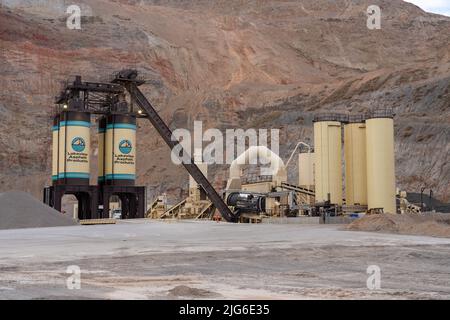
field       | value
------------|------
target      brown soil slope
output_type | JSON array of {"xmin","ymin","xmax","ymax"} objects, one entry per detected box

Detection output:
[{"xmin": 0, "ymin": 0, "xmax": 449, "ymax": 202}]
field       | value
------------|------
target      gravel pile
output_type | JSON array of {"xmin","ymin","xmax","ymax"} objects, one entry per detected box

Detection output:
[
  {"xmin": 347, "ymin": 213, "xmax": 450, "ymax": 238},
  {"xmin": 0, "ymin": 191, "xmax": 78, "ymax": 230}
]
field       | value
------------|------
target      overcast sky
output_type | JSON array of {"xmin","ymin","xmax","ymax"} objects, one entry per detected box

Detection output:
[{"xmin": 404, "ymin": 0, "xmax": 450, "ymax": 16}]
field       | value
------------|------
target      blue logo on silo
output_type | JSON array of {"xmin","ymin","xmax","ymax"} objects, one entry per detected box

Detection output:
[
  {"xmin": 119, "ymin": 140, "xmax": 132, "ymax": 154},
  {"xmin": 71, "ymin": 137, "xmax": 86, "ymax": 152}
]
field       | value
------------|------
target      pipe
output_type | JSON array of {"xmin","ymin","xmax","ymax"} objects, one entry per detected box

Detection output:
[
  {"xmin": 285, "ymin": 141, "xmax": 311, "ymax": 167},
  {"xmin": 227, "ymin": 146, "xmax": 287, "ymax": 190},
  {"xmin": 229, "ymin": 146, "xmax": 287, "ymax": 179}
]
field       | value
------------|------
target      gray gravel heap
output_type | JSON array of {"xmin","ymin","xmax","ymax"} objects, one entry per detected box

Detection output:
[{"xmin": 0, "ymin": 191, "xmax": 78, "ymax": 230}]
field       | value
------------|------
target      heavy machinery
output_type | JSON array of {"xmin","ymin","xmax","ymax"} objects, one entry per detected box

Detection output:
[{"xmin": 226, "ymin": 192, "xmax": 266, "ymax": 215}]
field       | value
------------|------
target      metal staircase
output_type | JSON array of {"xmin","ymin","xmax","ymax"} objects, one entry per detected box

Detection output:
[
  {"xmin": 280, "ymin": 182, "xmax": 315, "ymax": 196},
  {"xmin": 160, "ymin": 199, "xmax": 187, "ymax": 219}
]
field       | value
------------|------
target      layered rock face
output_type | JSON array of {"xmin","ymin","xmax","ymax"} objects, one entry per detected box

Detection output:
[{"xmin": 0, "ymin": 0, "xmax": 449, "ymax": 202}]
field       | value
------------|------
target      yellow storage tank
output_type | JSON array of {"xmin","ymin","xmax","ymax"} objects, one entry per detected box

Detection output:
[
  {"xmin": 58, "ymin": 111, "xmax": 91, "ymax": 185},
  {"xmin": 51, "ymin": 115, "xmax": 59, "ymax": 185},
  {"xmin": 104, "ymin": 114, "xmax": 136, "ymax": 186},
  {"xmin": 366, "ymin": 110, "xmax": 396, "ymax": 214},
  {"xmin": 298, "ymin": 152, "xmax": 314, "ymax": 189},
  {"xmin": 97, "ymin": 116, "xmax": 107, "ymax": 185},
  {"xmin": 344, "ymin": 116, "xmax": 367, "ymax": 206},
  {"xmin": 313, "ymin": 114, "xmax": 344, "ymax": 205}
]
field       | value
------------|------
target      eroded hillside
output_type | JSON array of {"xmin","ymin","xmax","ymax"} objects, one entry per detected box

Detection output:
[{"xmin": 0, "ymin": 0, "xmax": 449, "ymax": 201}]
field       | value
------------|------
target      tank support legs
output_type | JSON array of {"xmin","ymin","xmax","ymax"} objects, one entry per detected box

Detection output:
[
  {"xmin": 43, "ymin": 185, "xmax": 98, "ymax": 219},
  {"xmin": 99, "ymin": 186, "xmax": 146, "ymax": 219},
  {"xmin": 43, "ymin": 185, "xmax": 145, "ymax": 220}
]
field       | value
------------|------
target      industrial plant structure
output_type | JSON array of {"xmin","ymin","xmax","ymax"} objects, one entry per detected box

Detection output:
[
  {"xmin": 44, "ymin": 70, "xmax": 237, "ymax": 222},
  {"xmin": 44, "ymin": 75, "xmax": 146, "ymax": 220},
  {"xmin": 312, "ymin": 110, "xmax": 396, "ymax": 215},
  {"xmin": 215, "ymin": 109, "xmax": 397, "ymax": 220},
  {"xmin": 43, "ymin": 70, "xmax": 398, "ymax": 222},
  {"xmin": 212, "ymin": 109, "xmax": 396, "ymax": 220}
]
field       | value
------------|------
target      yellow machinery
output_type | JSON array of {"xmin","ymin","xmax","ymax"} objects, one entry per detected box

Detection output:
[
  {"xmin": 147, "ymin": 194, "xmax": 168, "ymax": 218},
  {"xmin": 313, "ymin": 114, "xmax": 344, "ymax": 205},
  {"xmin": 398, "ymin": 191, "xmax": 421, "ymax": 214},
  {"xmin": 344, "ymin": 116, "xmax": 367, "ymax": 206},
  {"xmin": 366, "ymin": 110, "xmax": 396, "ymax": 214},
  {"xmin": 153, "ymin": 149, "xmax": 214, "ymax": 220}
]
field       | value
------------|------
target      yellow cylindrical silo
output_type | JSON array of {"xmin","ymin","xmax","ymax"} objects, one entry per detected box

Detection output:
[
  {"xmin": 51, "ymin": 115, "xmax": 59, "ymax": 185},
  {"xmin": 366, "ymin": 110, "xmax": 396, "ymax": 214},
  {"xmin": 313, "ymin": 114, "xmax": 343, "ymax": 205},
  {"xmin": 105, "ymin": 114, "xmax": 136, "ymax": 185},
  {"xmin": 344, "ymin": 116, "xmax": 367, "ymax": 206},
  {"xmin": 58, "ymin": 111, "xmax": 91, "ymax": 185},
  {"xmin": 298, "ymin": 152, "xmax": 314, "ymax": 189}
]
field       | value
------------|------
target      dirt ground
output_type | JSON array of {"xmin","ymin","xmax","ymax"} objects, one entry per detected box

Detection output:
[{"xmin": 0, "ymin": 220, "xmax": 449, "ymax": 300}]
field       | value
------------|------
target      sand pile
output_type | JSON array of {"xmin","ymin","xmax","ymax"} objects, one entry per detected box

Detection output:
[
  {"xmin": 0, "ymin": 191, "xmax": 78, "ymax": 230},
  {"xmin": 168, "ymin": 285, "xmax": 220, "ymax": 298},
  {"xmin": 347, "ymin": 213, "xmax": 450, "ymax": 238}
]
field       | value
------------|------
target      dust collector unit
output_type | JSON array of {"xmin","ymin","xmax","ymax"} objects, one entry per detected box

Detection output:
[
  {"xmin": 104, "ymin": 114, "xmax": 136, "ymax": 186},
  {"xmin": 365, "ymin": 109, "xmax": 396, "ymax": 214},
  {"xmin": 313, "ymin": 114, "xmax": 344, "ymax": 205},
  {"xmin": 51, "ymin": 115, "xmax": 60, "ymax": 185},
  {"xmin": 344, "ymin": 115, "xmax": 367, "ymax": 206},
  {"xmin": 57, "ymin": 111, "xmax": 91, "ymax": 185}
]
